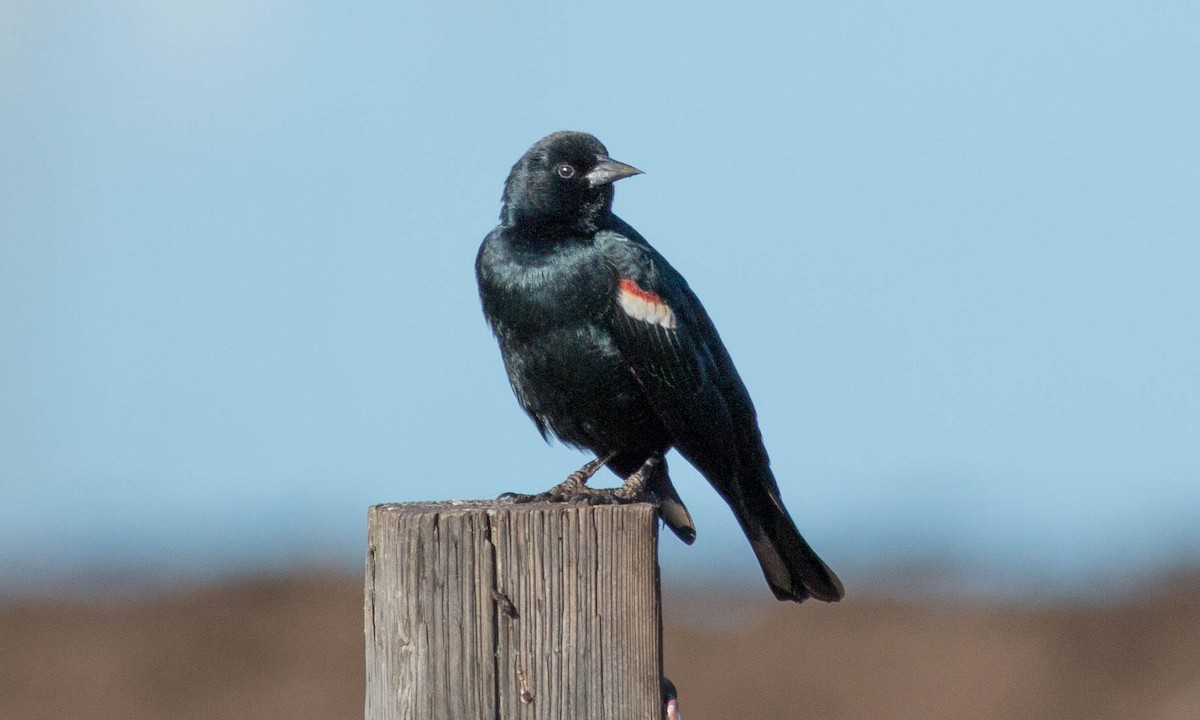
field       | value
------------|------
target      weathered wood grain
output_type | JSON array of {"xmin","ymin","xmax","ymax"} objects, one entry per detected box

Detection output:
[{"xmin": 365, "ymin": 501, "xmax": 662, "ymax": 720}]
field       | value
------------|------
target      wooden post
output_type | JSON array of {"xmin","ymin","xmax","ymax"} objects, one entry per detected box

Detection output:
[{"xmin": 365, "ymin": 500, "xmax": 663, "ymax": 720}]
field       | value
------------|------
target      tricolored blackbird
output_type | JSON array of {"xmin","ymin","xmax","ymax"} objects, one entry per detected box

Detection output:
[{"xmin": 476, "ymin": 131, "xmax": 843, "ymax": 602}]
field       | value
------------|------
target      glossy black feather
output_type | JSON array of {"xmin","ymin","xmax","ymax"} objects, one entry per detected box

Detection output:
[{"xmin": 476, "ymin": 131, "xmax": 843, "ymax": 602}]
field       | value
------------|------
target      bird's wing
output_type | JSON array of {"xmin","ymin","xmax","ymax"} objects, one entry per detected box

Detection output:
[
  {"xmin": 598, "ymin": 222, "xmax": 843, "ymax": 603},
  {"xmin": 597, "ymin": 224, "xmax": 769, "ymax": 498}
]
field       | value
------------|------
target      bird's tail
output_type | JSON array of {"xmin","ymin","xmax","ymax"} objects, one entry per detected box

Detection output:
[{"xmin": 735, "ymin": 470, "xmax": 844, "ymax": 603}]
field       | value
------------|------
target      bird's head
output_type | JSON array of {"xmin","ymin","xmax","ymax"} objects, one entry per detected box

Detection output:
[{"xmin": 500, "ymin": 131, "xmax": 642, "ymax": 232}]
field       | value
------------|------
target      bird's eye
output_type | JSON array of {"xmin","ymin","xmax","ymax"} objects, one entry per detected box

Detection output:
[{"xmin": 556, "ymin": 164, "xmax": 576, "ymax": 179}]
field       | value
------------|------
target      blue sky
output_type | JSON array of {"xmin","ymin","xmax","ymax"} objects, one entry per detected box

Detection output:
[{"xmin": 2, "ymin": 2, "xmax": 1197, "ymax": 597}]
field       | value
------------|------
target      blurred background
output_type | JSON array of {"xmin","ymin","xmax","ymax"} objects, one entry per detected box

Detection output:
[{"xmin": 2, "ymin": 2, "xmax": 1197, "ymax": 718}]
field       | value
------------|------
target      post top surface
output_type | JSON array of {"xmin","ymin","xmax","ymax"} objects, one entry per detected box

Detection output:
[{"xmin": 369, "ymin": 499, "xmax": 658, "ymax": 518}]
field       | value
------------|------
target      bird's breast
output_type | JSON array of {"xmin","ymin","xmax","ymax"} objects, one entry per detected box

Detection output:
[{"xmin": 478, "ymin": 235, "xmax": 611, "ymax": 336}]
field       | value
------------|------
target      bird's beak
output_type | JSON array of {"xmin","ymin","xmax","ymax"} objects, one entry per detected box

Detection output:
[{"xmin": 585, "ymin": 156, "xmax": 643, "ymax": 187}]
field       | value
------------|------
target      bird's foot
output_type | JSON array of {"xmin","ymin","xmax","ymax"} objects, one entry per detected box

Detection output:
[
  {"xmin": 569, "ymin": 454, "xmax": 659, "ymax": 505},
  {"xmin": 497, "ymin": 452, "xmax": 616, "ymax": 505},
  {"xmin": 564, "ymin": 486, "xmax": 645, "ymax": 505}
]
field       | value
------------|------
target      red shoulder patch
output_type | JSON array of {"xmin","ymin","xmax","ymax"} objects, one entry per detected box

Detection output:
[{"xmin": 617, "ymin": 278, "xmax": 677, "ymax": 329}]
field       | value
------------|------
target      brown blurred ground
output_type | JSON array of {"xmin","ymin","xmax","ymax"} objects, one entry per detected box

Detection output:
[{"xmin": 2, "ymin": 572, "xmax": 1198, "ymax": 720}]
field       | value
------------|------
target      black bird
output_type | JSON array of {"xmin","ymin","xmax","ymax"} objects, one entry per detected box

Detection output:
[{"xmin": 476, "ymin": 131, "xmax": 843, "ymax": 603}]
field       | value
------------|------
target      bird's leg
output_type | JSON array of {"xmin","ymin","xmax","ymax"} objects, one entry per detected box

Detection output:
[
  {"xmin": 579, "ymin": 453, "xmax": 661, "ymax": 505},
  {"xmin": 554, "ymin": 450, "xmax": 618, "ymax": 497},
  {"xmin": 499, "ymin": 451, "xmax": 616, "ymax": 504},
  {"xmin": 612, "ymin": 453, "xmax": 660, "ymax": 500}
]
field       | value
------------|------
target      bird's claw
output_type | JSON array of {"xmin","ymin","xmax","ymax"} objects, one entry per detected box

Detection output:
[
  {"xmin": 497, "ymin": 452, "xmax": 619, "ymax": 506},
  {"xmin": 574, "ymin": 486, "xmax": 656, "ymax": 506},
  {"xmin": 497, "ymin": 491, "xmax": 553, "ymax": 504},
  {"xmin": 497, "ymin": 480, "xmax": 588, "ymax": 505},
  {"xmin": 498, "ymin": 486, "xmax": 653, "ymax": 507}
]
